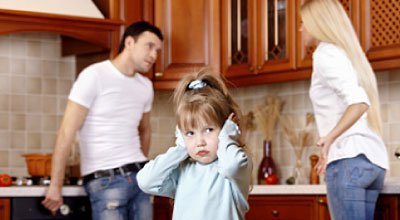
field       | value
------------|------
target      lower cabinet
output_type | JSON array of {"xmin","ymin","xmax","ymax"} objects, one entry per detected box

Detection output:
[
  {"xmin": 375, "ymin": 195, "xmax": 400, "ymax": 220},
  {"xmin": 0, "ymin": 198, "xmax": 10, "ymax": 220},
  {"xmin": 246, "ymin": 195, "xmax": 320, "ymax": 220},
  {"xmin": 246, "ymin": 195, "xmax": 400, "ymax": 220},
  {"xmin": 153, "ymin": 194, "xmax": 399, "ymax": 220},
  {"xmin": 153, "ymin": 196, "xmax": 173, "ymax": 220}
]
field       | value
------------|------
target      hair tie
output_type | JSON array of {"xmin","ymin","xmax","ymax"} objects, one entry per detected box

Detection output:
[{"xmin": 187, "ymin": 80, "xmax": 208, "ymax": 90}]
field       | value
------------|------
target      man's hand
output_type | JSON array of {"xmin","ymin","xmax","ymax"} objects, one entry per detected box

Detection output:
[{"xmin": 42, "ymin": 185, "xmax": 63, "ymax": 215}]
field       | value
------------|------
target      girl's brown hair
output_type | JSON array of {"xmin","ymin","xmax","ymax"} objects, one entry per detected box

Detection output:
[{"xmin": 173, "ymin": 69, "xmax": 244, "ymax": 147}]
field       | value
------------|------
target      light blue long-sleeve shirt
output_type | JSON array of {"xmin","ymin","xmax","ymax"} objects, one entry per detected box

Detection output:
[{"xmin": 137, "ymin": 142, "xmax": 252, "ymax": 220}]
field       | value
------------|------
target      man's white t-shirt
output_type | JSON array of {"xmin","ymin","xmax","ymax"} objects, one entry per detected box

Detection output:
[{"xmin": 69, "ymin": 60, "xmax": 153, "ymax": 176}]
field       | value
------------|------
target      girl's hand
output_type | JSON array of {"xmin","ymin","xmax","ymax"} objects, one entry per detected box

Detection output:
[
  {"xmin": 175, "ymin": 126, "xmax": 185, "ymax": 147},
  {"xmin": 218, "ymin": 118, "xmax": 241, "ymax": 148},
  {"xmin": 315, "ymin": 136, "xmax": 333, "ymax": 175}
]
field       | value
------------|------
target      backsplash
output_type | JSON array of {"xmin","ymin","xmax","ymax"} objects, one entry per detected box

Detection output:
[
  {"xmin": 0, "ymin": 32, "xmax": 399, "ymax": 184},
  {"xmin": 0, "ymin": 33, "xmax": 75, "ymax": 176},
  {"xmin": 150, "ymin": 72, "xmax": 400, "ymax": 183}
]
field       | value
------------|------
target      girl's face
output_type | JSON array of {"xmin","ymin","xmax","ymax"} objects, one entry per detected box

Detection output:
[{"xmin": 182, "ymin": 122, "xmax": 221, "ymax": 164}]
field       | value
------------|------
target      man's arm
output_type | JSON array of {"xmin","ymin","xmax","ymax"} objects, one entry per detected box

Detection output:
[
  {"xmin": 42, "ymin": 100, "xmax": 88, "ymax": 215},
  {"xmin": 138, "ymin": 112, "xmax": 151, "ymax": 157}
]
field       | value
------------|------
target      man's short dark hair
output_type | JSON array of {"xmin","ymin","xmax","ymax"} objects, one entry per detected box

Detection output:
[{"xmin": 118, "ymin": 21, "xmax": 163, "ymax": 53}]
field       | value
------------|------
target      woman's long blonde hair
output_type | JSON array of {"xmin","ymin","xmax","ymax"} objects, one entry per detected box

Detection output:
[
  {"xmin": 301, "ymin": 0, "xmax": 382, "ymax": 135},
  {"xmin": 173, "ymin": 68, "xmax": 245, "ymax": 147}
]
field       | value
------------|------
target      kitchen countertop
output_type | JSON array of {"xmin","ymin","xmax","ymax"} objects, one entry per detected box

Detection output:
[
  {"xmin": 251, "ymin": 178, "xmax": 400, "ymax": 195},
  {"xmin": 0, "ymin": 186, "xmax": 87, "ymax": 197},
  {"xmin": 1, "ymin": 178, "xmax": 399, "ymax": 197}
]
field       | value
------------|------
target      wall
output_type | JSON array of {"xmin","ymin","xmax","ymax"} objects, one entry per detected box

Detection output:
[
  {"xmin": 0, "ymin": 32, "xmax": 399, "ymax": 184},
  {"xmin": 150, "ymin": 71, "xmax": 400, "ymax": 184},
  {"xmin": 0, "ymin": 33, "xmax": 76, "ymax": 176}
]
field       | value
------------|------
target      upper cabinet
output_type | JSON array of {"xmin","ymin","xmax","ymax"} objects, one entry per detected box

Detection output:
[
  {"xmin": 361, "ymin": 0, "xmax": 400, "ymax": 70},
  {"xmin": 221, "ymin": 0, "xmax": 296, "ymax": 86},
  {"xmin": 137, "ymin": 0, "xmax": 400, "ymax": 89},
  {"xmin": 0, "ymin": 1, "xmax": 122, "ymax": 57},
  {"xmin": 151, "ymin": 0, "xmax": 220, "ymax": 90}
]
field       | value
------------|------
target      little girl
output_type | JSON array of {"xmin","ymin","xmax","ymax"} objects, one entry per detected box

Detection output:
[{"xmin": 137, "ymin": 69, "xmax": 252, "ymax": 220}]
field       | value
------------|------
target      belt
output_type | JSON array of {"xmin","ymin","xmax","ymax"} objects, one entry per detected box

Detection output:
[{"xmin": 83, "ymin": 161, "xmax": 148, "ymax": 184}]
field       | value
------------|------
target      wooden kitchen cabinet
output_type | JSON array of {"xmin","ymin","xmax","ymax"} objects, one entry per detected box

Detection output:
[
  {"xmin": 0, "ymin": 198, "xmax": 10, "ymax": 220},
  {"xmin": 221, "ymin": 0, "xmax": 299, "ymax": 86},
  {"xmin": 126, "ymin": 0, "xmax": 400, "ymax": 89},
  {"xmin": 151, "ymin": 0, "xmax": 221, "ymax": 90},
  {"xmin": 246, "ymin": 194, "xmax": 400, "ymax": 220},
  {"xmin": 246, "ymin": 195, "xmax": 318, "ymax": 220},
  {"xmin": 361, "ymin": 0, "xmax": 400, "ymax": 70},
  {"xmin": 153, "ymin": 196, "xmax": 173, "ymax": 220},
  {"xmin": 375, "ymin": 195, "xmax": 400, "ymax": 220}
]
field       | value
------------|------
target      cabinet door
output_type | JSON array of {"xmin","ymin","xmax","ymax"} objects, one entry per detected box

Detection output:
[
  {"xmin": 221, "ymin": 0, "xmax": 257, "ymax": 78},
  {"xmin": 296, "ymin": 0, "xmax": 360, "ymax": 69},
  {"xmin": 374, "ymin": 195, "xmax": 399, "ymax": 220},
  {"xmin": 0, "ymin": 198, "xmax": 10, "ymax": 220},
  {"xmin": 153, "ymin": 196, "xmax": 173, "ymax": 220},
  {"xmin": 361, "ymin": 0, "xmax": 400, "ymax": 67},
  {"xmin": 153, "ymin": 0, "xmax": 220, "ymax": 89},
  {"xmin": 257, "ymin": 0, "xmax": 296, "ymax": 73},
  {"xmin": 316, "ymin": 196, "xmax": 331, "ymax": 220},
  {"xmin": 246, "ymin": 195, "xmax": 317, "ymax": 220}
]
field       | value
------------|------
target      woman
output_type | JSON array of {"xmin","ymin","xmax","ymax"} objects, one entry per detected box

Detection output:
[{"xmin": 300, "ymin": 0, "xmax": 389, "ymax": 219}]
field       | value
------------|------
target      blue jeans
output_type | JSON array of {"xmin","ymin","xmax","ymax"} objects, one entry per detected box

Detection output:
[
  {"xmin": 84, "ymin": 171, "xmax": 153, "ymax": 220},
  {"xmin": 326, "ymin": 154, "xmax": 386, "ymax": 220}
]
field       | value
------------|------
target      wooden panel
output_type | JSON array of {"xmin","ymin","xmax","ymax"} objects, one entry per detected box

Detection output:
[
  {"xmin": 316, "ymin": 196, "xmax": 331, "ymax": 220},
  {"xmin": 153, "ymin": 0, "xmax": 220, "ymax": 82},
  {"xmin": 374, "ymin": 195, "xmax": 399, "ymax": 220},
  {"xmin": 0, "ymin": 9, "xmax": 122, "ymax": 57},
  {"xmin": 0, "ymin": 198, "xmax": 10, "ymax": 220},
  {"xmin": 257, "ymin": 0, "xmax": 296, "ymax": 73},
  {"xmin": 153, "ymin": 196, "xmax": 173, "ymax": 220},
  {"xmin": 361, "ymin": 0, "xmax": 400, "ymax": 61},
  {"xmin": 221, "ymin": 0, "xmax": 257, "ymax": 78},
  {"xmin": 246, "ymin": 195, "xmax": 318, "ymax": 220}
]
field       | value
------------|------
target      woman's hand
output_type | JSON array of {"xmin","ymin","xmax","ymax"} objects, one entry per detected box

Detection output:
[{"xmin": 315, "ymin": 136, "xmax": 334, "ymax": 175}]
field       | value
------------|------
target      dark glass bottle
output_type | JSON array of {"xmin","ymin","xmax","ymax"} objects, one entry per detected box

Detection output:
[{"xmin": 257, "ymin": 140, "xmax": 279, "ymax": 185}]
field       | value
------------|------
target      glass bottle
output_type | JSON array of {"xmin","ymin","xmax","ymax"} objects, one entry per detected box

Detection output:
[{"xmin": 257, "ymin": 140, "xmax": 279, "ymax": 184}]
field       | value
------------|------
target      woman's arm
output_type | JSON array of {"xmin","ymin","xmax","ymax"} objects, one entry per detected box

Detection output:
[{"xmin": 316, "ymin": 103, "xmax": 369, "ymax": 174}]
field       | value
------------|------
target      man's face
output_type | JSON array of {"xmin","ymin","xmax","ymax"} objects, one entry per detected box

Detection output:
[
  {"xmin": 181, "ymin": 122, "xmax": 221, "ymax": 165},
  {"xmin": 127, "ymin": 31, "xmax": 162, "ymax": 73}
]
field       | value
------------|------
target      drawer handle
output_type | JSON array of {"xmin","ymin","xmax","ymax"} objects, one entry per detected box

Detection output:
[
  {"xmin": 249, "ymin": 66, "xmax": 255, "ymax": 72},
  {"xmin": 318, "ymin": 198, "xmax": 325, "ymax": 204},
  {"xmin": 272, "ymin": 210, "xmax": 279, "ymax": 216},
  {"xmin": 155, "ymin": 72, "xmax": 163, "ymax": 78}
]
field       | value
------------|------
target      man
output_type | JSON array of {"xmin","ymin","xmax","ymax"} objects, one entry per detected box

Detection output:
[{"xmin": 42, "ymin": 21, "xmax": 163, "ymax": 220}]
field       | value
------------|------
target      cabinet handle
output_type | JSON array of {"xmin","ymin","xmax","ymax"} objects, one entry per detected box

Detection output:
[
  {"xmin": 155, "ymin": 72, "xmax": 163, "ymax": 78},
  {"xmin": 257, "ymin": 65, "xmax": 262, "ymax": 70},
  {"xmin": 249, "ymin": 66, "xmax": 255, "ymax": 72},
  {"xmin": 272, "ymin": 210, "xmax": 279, "ymax": 216},
  {"xmin": 318, "ymin": 198, "xmax": 325, "ymax": 204}
]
